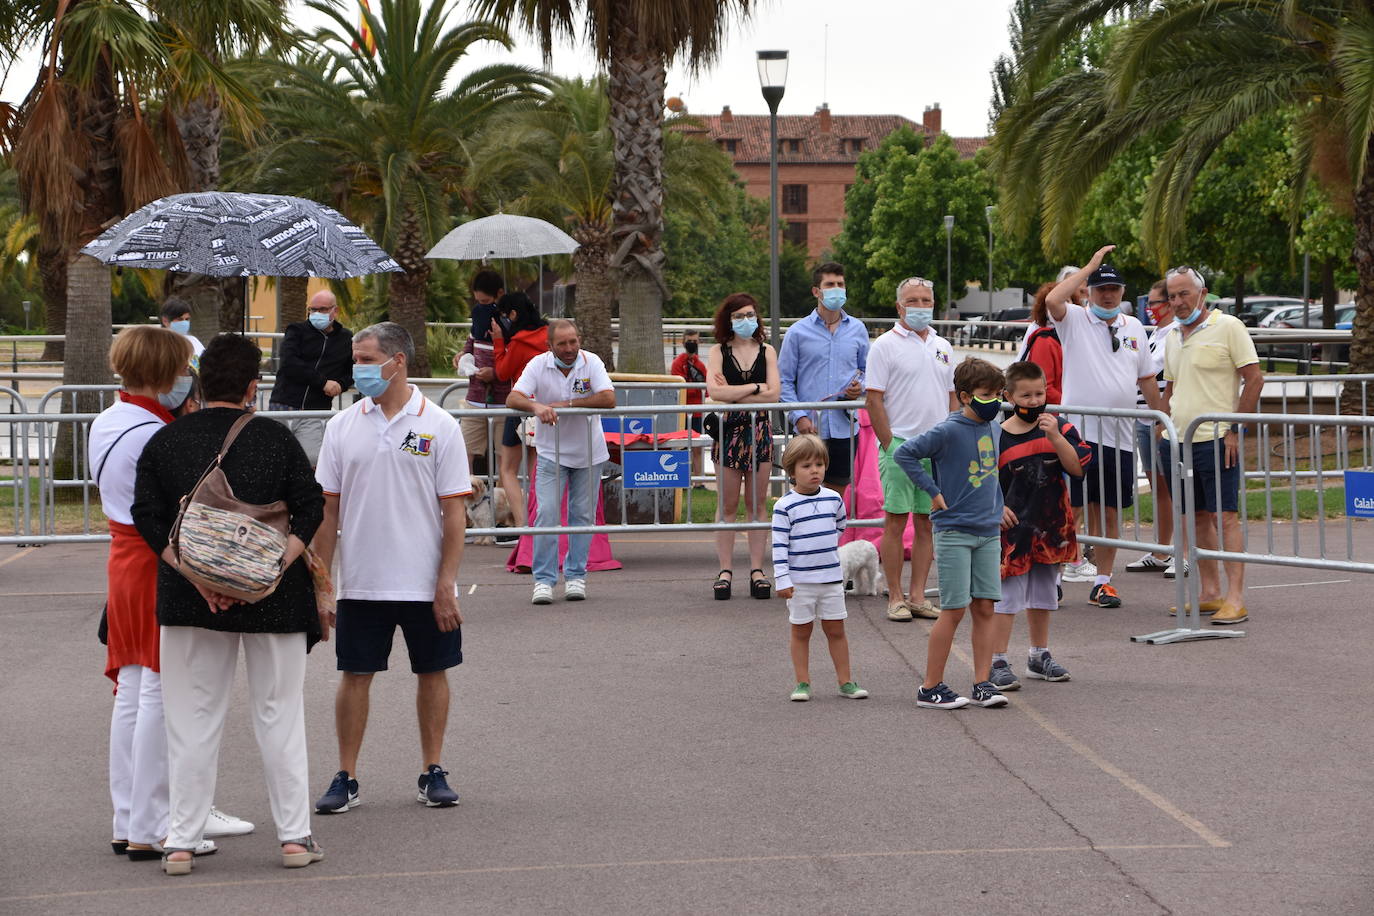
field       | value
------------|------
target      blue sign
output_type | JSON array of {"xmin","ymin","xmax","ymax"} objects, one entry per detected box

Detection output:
[
  {"xmin": 1345, "ymin": 470, "xmax": 1374, "ymax": 518},
  {"xmin": 602, "ymin": 415, "xmax": 653, "ymax": 436},
  {"xmin": 623, "ymin": 450, "xmax": 691, "ymax": 489}
]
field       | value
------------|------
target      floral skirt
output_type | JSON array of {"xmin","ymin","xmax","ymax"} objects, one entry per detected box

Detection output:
[{"xmin": 716, "ymin": 411, "xmax": 773, "ymax": 471}]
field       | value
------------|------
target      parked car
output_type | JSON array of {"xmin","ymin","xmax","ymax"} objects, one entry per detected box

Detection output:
[
  {"xmin": 1270, "ymin": 303, "xmax": 1355, "ymax": 330},
  {"xmin": 1219, "ymin": 296, "xmax": 1305, "ymax": 327},
  {"xmin": 953, "ymin": 314, "xmax": 984, "ymax": 345},
  {"xmin": 986, "ymin": 307, "xmax": 1032, "ymax": 342}
]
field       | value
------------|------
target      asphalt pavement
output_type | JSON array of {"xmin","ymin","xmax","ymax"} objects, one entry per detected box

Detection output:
[{"xmin": 1, "ymin": 528, "xmax": 1371, "ymax": 915}]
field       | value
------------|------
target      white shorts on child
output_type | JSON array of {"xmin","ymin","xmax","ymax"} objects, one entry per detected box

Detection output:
[
  {"xmin": 787, "ymin": 581, "xmax": 848, "ymax": 625},
  {"xmin": 995, "ymin": 563, "xmax": 1059, "ymax": 615}
]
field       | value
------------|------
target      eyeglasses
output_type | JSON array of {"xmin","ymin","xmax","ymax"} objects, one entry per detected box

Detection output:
[
  {"xmin": 901, "ymin": 277, "xmax": 935, "ymax": 289},
  {"xmin": 308, "ymin": 306, "xmax": 333, "ymax": 314},
  {"xmin": 1107, "ymin": 323, "xmax": 1120, "ymax": 353},
  {"xmin": 1166, "ymin": 265, "xmax": 1205, "ymax": 287},
  {"xmin": 1146, "ymin": 300, "xmax": 1168, "ymax": 308}
]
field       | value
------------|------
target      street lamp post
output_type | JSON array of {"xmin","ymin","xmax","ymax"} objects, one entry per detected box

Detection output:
[
  {"xmin": 985, "ymin": 205, "xmax": 996, "ymax": 316},
  {"xmin": 757, "ymin": 50, "xmax": 788, "ymax": 348},
  {"xmin": 943, "ymin": 215, "xmax": 954, "ymax": 313}
]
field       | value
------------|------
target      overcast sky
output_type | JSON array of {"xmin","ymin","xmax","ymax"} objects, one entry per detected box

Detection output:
[{"xmin": 1, "ymin": 0, "xmax": 1014, "ymax": 137}]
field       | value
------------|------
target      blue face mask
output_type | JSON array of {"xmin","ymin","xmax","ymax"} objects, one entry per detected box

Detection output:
[
  {"xmin": 904, "ymin": 307, "xmax": 933, "ymax": 332},
  {"xmin": 820, "ymin": 288, "xmax": 847, "ymax": 311},
  {"xmin": 969, "ymin": 395, "xmax": 1002, "ymax": 423},
  {"xmin": 1174, "ymin": 302, "xmax": 1203, "ymax": 326},
  {"xmin": 157, "ymin": 375, "xmax": 193, "ymax": 410},
  {"xmin": 354, "ymin": 356, "xmax": 396, "ymax": 399},
  {"xmin": 731, "ymin": 317, "xmax": 758, "ymax": 338},
  {"xmin": 1090, "ymin": 303, "xmax": 1120, "ymax": 321},
  {"xmin": 553, "ymin": 353, "xmax": 578, "ymax": 370},
  {"xmin": 169, "ymin": 319, "xmax": 190, "ymax": 336},
  {"xmin": 308, "ymin": 312, "xmax": 332, "ymax": 330}
]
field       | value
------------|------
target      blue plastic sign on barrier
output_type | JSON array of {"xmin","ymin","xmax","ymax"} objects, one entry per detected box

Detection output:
[
  {"xmin": 602, "ymin": 416, "xmax": 653, "ymax": 436},
  {"xmin": 1345, "ymin": 470, "xmax": 1374, "ymax": 518},
  {"xmin": 623, "ymin": 450, "xmax": 690, "ymax": 488}
]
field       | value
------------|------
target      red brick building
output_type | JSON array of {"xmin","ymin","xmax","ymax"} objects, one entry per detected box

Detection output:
[{"xmin": 695, "ymin": 103, "xmax": 986, "ymax": 259}]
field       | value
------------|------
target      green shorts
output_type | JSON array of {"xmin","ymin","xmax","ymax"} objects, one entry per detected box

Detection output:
[
  {"xmin": 879, "ymin": 439, "xmax": 933, "ymax": 515},
  {"xmin": 933, "ymin": 529, "xmax": 1002, "ymax": 610}
]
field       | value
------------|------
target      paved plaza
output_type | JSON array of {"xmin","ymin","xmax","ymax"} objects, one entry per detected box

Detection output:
[{"xmin": 1, "ymin": 529, "xmax": 1370, "ymax": 915}]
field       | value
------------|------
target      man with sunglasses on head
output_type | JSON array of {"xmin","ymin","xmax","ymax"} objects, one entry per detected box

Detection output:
[
  {"xmin": 866, "ymin": 277, "xmax": 958, "ymax": 622},
  {"xmin": 1158, "ymin": 266, "xmax": 1261, "ymax": 626},
  {"xmin": 1046, "ymin": 245, "xmax": 1162, "ymax": 609}
]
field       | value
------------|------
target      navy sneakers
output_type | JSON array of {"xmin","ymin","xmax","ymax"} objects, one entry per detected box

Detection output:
[
  {"xmin": 916, "ymin": 682, "xmax": 970, "ymax": 709},
  {"xmin": 315, "ymin": 770, "xmax": 360, "ymax": 814},
  {"xmin": 417, "ymin": 764, "xmax": 460, "ymax": 808}
]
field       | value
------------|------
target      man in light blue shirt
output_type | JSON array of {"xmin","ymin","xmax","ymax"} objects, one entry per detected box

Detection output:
[{"xmin": 777, "ymin": 261, "xmax": 870, "ymax": 490}]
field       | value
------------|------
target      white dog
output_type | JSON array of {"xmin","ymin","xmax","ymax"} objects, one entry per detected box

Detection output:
[
  {"xmin": 838, "ymin": 539, "xmax": 881, "ymax": 596},
  {"xmin": 464, "ymin": 478, "xmax": 516, "ymax": 545}
]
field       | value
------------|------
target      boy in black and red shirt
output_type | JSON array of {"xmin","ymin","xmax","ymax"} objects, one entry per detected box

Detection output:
[{"xmin": 989, "ymin": 361, "xmax": 1091, "ymax": 689}]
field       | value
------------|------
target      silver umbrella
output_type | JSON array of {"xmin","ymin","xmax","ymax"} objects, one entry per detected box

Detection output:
[
  {"xmin": 81, "ymin": 191, "xmax": 403, "ymax": 278},
  {"xmin": 426, "ymin": 213, "xmax": 579, "ymax": 261}
]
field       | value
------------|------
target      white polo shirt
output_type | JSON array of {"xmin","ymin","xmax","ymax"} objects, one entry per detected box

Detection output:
[
  {"xmin": 865, "ymin": 323, "xmax": 955, "ymax": 439},
  {"xmin": 512, "ymin": 350, "xmax": 614, "ymax": 468},
  {"xmin": 316, "ymin": 384, "xmax": 471, "ymax": 601},
  {"xmin": 1052, "ymin": 305, "xmax": 1153, "ymax": 450}
]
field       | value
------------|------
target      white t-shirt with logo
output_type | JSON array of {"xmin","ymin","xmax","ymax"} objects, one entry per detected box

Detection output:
[
  {"xmin": 316, "ymin": 384, "xmax": 471, "ymax": 601},
  {"xmin": 512, "ymin": 350, "xmax": 614, "ymax": 468},
  {"xmin": 1051, "ymin": 305, "xmax": 1153, "ymax": 450},
  {"xmin": 865, "ymin": 323, "xmax": 955, "ymax": 439}
]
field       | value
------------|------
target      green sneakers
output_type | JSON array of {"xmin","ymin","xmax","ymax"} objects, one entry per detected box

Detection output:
[
  {"xmin": 789, "ymin": 682, "xmax": 812, "ymax": 702},
  {"xmin": 839, "ymin": 682, "xmax": 869, "ymax": 699}
]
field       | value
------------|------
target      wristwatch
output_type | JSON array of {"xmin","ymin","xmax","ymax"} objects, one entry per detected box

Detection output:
[{"xmin": 753, "ymin": 383, "xmax": 760, "ymax": 396}]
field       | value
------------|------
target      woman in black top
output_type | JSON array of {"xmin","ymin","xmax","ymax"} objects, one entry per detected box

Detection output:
[
  {"xmin": 132, "ymin": 334, "xmax": 326, "ymax": 875},
  {"xmin": 706, "ymin": 293, "xmax": 780, "ymax": 600}
]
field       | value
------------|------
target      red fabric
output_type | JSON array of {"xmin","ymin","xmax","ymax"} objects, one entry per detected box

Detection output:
[
  {"xmin": 603, "ymin": 429, "xmax": 704, "ymax": 448},
  {"xmin": 505, "ymin": 462, "xmax": 622, "ymax": 573},
  {"xmin": 493, "ymin": 329, "xmax": 550, "ymax": 383},
  {"xmin": 838, "ymin": 409, "xmax": 915, "ymax": 557},
  {"xmin": 1024, "ymin": 329, "xmax": 1064, "ymax": 405},
  {"xmin": 118, "ymin": 390, "xmax": 175, "ymax": 425},
  {"xmin": 669, "ymin": 352, "xmax": 706, "ymax": 406},
  {"xmin": 104, "ymin": 520, "xmax": 161, "ymax": 685}
]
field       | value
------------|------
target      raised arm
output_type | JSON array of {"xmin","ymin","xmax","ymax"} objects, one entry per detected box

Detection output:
[{"xmin": 1047, "ymin": 244, "xmax": 1115, "ymax": 321}]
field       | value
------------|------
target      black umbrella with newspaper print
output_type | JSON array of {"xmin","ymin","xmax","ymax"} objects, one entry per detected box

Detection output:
[{"xmin": 81, "ymin": 191, "xmax": 403, "ymax": 279}]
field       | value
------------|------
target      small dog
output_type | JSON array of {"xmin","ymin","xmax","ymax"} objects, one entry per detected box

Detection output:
[
  {"xmin": 838, "ymin": 539, "xmax": 880, "ymax": 596},
  {"xmin": 464, "ymin": 478, "xmax": 516, "ymax": 545}
]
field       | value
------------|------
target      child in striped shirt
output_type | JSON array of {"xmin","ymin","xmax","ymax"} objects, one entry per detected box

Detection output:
[{"xmin": 772, "ymin": 434, "xmax": 869, "ymax": 703}]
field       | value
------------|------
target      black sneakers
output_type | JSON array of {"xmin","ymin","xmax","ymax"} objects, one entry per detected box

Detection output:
[
  {"xmin": 315, "ymin": 770, "xmax": 360, "ymax": 814},
  {"xmin": 417, "ymin": 764, "xmax": 460, "ymax": 808}
]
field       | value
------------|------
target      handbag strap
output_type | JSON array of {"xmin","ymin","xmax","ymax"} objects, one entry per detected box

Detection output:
[
  {"xmin": 170, "ymin": 411, "xmax": 257, "ymax": 554},
  {"xmin": 94, "ymin": 421, "xmax": 158, "ymax": 488}
]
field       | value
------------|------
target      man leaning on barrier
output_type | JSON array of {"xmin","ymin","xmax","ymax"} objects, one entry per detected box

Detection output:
[
  {"xmin": 270, "ymin": 289, "xmax": 353, "ymax": 465},
  {"xmin": 507, "ymin": 319, "xmax": 616, "ymax": 606},
  {"xmin": 1160, "ymin": 267, "xmax": 1263, "ymax": 626}
]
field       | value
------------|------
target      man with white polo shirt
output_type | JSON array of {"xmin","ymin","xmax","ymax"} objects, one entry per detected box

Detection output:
[
  {"xmin": 507, "ymin": 319, "xmax": 616, "ymax": 605},
  {"xmin": 311, "ymin": 321, "xmax": 471, "ymax": 815},
  {"xmin": 1047, "ymin": 245, "xmax": 1163, "ymax": 609},
  {"xmin": 866, "ymin": 276, "xmax": 958, "ymax": 622}
]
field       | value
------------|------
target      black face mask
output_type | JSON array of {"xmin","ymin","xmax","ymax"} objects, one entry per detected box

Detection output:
[
  {"xmin": 684, "ymin": 340, "xmax": 699, "ymax": 355},
  {"xmin": 1013, "ymin": 403, "xmax": 1046, "ymax": 424}
]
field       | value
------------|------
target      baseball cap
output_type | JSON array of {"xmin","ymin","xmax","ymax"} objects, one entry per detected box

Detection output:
[{"xmin": 1088, "ymin": 264, "xmax": 1124, "ymax": 288}]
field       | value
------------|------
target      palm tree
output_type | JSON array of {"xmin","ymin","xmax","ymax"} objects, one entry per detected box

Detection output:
[
  {"xmin": 235, "ymin": 0, "xmax": 544, "ymax": 376},
  {"xmin": 990, "ymin": 0, "xmax": 1374, "ymax": 399},
  {"xmin": 470, "ymin": 75, "xmax": 734, "ymax": 369},
  {"xmin": 474, "ymin": 0, "xmax": 758, "ymax": 373}
]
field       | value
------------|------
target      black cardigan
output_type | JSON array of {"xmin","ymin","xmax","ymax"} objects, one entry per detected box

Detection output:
[
  {"xmin": 272, "ymin": 320, "xmax": 354, "ymax": 410},
  {"xmin": 132, "ymin": 408, "xmax": 325, "ymax": 644}
]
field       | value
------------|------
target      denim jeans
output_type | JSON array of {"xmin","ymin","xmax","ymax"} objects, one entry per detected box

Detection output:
[{"xmin": 532, "ymin": 457, "xmax": 600, "ymax": 585}]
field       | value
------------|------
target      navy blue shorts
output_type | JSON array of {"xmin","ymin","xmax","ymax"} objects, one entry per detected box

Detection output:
[
  {"xmin": 335, "ymin": 599, "xmax": 462, "ymax": 674},
  {"xmin": 1158, "ymin": 438, "xmax": 1241, "ymax": 515},
  {"xmin": 824, "ymin": 436, "xmax": 854, "ymax": 487},
  {"xmin": 1069, "ymin": 441, "xmax": 1134, "ymax": 509},
  {"xmin": 500, "ymin": 414, "xmax": 523, "ymax": 448}
]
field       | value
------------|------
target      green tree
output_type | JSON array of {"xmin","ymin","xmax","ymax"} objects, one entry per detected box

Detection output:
[
  {"xmin": 475, "ymin": 0, "xmax": 760, "ymax": 373},
  {"xmin": 991, "ymin": 1, "xmax": 1374, "ymax": 398},
  {"xmin": 233, "ymin": 0, "xmax": 544, "ymax": 376}
]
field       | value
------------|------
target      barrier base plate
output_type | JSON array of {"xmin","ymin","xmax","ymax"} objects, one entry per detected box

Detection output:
[{"xmin": 1131, "ymin": 627, "xmax": 1246, "ymax": 645}]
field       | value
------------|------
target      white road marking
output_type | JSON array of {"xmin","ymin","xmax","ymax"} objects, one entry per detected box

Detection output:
[{"xmin": 1249, "ymin": 578, "xmax": 1351, "ymax": 590}]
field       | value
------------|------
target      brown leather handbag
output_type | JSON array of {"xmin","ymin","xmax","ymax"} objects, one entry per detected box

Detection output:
[{"xmin": 168, "ymin": 412, "xmax": 291, "ymax": 603}]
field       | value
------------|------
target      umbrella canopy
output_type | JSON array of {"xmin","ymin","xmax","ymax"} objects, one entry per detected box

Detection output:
[
  {"xmin": 426, "ymin": 213, "xmax": 579, "ymax": 261},
  {"xmin": 81, "ymin": 191, "xmax": 403, "ymax": 279}
]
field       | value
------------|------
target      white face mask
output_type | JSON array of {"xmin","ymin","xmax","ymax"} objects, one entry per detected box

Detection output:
[{"xmin": 157, "ymin": 375, "xmax": 193, "ymax": 410}]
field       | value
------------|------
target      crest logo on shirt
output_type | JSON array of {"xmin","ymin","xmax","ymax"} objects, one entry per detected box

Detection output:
[
  {"xmin": 572, "ymin": 377, "xmax": 591, "ymax": 396},
  {"xmin": 399, "ymin": 430, "xmax": 433, "ymax": 456},
  {"xmin": 1123, "ymin": 337, "xmax": 1140, "ymax": 351},
  {"xmin": 935, "ymin": 349, "xmax": 951, "ymax": 365}
]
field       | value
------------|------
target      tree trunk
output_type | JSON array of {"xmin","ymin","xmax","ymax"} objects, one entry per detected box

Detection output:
[
  {"xmin": 52, "ymin": 254, "xmax": 113, "ymax": 488},
  {"xmin": 278, "ymin": 275, "xmax": 309, "ymax": 329},
  {"xmin": 1343, "ymin": 133, "xmax": 1374, "ymax": 414},
  {"xmin": 1321, "ymin": 258, "xmax": 1337, "ymax": 329},
  {"xmin": 571, "ymin": 223, "xmax": 615, "ymax": 369},
  {"xmin": 389, "ymin": 209, "xmax": 432, "ymax": 377},
  {"xmin": 606, "ymin": 6, "xmax": 667, "ymax": 374},
  {"xmin": 176, "ymin": 91, "xmax": 222, "ymax": 192},
  {"xmin": 37, "ymin": 232, "xmax": 66, "ymax": 362}
]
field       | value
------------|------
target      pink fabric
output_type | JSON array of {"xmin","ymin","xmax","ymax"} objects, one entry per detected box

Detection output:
[
  {"xmin": 506, "ymin": 462, "xmax": 621, "ymax": 573},
  {"xmin": 839, "ymin": 409, "xmax": 914, "ymax": 557}
]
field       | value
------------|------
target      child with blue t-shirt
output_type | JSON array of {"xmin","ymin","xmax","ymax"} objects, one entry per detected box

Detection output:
[
  {"xmin": 894, "ymin": 358, "xmax": 1014, "ymax": 710},
  {"xmin": 772, "ymin": 434, "xmax": 868, "ymax": 703}
]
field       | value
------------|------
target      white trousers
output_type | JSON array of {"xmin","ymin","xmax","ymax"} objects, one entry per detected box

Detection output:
[
  {"xmin": 108, "ymin": 665, "xmax": 169, "ymax": 844},
  {"xmin": 159, "ymin": 628, "xmax": 311, "ymax": 848}
]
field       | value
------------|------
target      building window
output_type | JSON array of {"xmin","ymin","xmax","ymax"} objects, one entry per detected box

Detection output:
[
  {"xmin": 781, "ymin": 184, "xmax": 808, "ymax": 214},
  {"xmin": 782, "ymin": 222, "xmax": 808, "ymax": 247},
  {"xmin": 779, "ymin": 138, "xmax": 801, "ymax": 154},
  {"xmin": 720, "ymin": 138, "xmax": 738, "ymax": 154}
]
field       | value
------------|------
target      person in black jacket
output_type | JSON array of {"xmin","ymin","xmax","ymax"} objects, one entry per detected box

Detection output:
[{"xmin": 270, "ymin": 290, "xmax": 353, "ymax": 463}]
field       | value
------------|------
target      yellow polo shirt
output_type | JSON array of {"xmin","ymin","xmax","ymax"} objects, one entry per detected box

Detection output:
[{"xmin": 1163, "ymin": 310, "xmax": 1258, "ymax": 442}]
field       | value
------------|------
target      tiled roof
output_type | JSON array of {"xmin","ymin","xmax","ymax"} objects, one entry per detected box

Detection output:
[{"xmin": 687, "ymin": 113, "xmax": 986, "ymax": 163}]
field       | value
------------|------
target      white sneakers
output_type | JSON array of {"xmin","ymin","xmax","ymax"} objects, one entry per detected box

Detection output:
[
  {"xmin": 204, "ymin": 806, "xmax": 254, "ymax": 838},
  {"xmin": 564, "ymin": 579, "xmax": 587, "ymax": 601},
  {"xmin": 531, "ymin": 583, "xmax": 554, "ymax": 605},
  {"xmin": 1062, "ymin": 559, "xmax": 1098, "ymax": 583}
]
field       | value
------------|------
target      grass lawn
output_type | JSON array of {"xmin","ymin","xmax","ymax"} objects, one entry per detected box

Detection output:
[
  {"xmin": 1131, "ymin": 485, "xmax": 1348, "ymax": 524},
  {"xmin": 0, "ymin": 476, "xmax": 107, "ymax": 535}
]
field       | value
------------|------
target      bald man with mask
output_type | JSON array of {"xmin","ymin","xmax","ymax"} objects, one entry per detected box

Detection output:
[{"xmin": 271, "ymin": 289, "xmax": 354, "ymax": 463}]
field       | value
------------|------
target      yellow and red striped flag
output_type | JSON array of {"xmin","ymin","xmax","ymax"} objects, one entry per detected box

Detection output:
[{"xmin": 351, "ymin": 0, "xmax": 377, "ymax": 56}]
